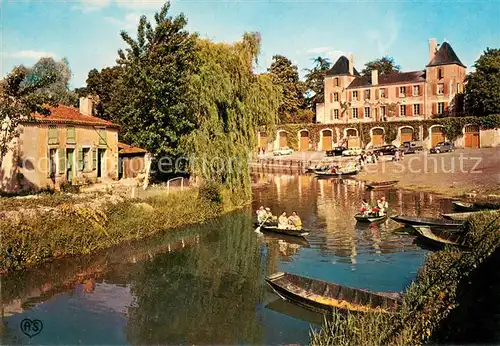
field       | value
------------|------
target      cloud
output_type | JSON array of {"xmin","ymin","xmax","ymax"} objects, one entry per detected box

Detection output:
[
  {"xmin": 365, "ymin": 14, "xmax": 400, "ymax": 57},
  {"xmin": 104, "ymin": 13, "xmax": 142, "ymax": 31},
  {"xmin": 2, "ymin": 50, "xmax": 58, "ymax": 59},
  {"xmin": 74, "ymin": 0, "xmax": 166, "ymax": 12},
  {"xmin": 301, "ymin": 47, "xmax": 346, "ymax": 60}
]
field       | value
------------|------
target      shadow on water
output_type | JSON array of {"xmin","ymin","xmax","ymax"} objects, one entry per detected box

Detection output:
[{"xmin": 0, "ymin": 172, "xmax": 457, "ymax": 345}]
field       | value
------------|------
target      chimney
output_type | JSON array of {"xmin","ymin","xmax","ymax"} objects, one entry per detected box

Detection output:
[
  {"xmin": 79, "ymin": 97, "xmax": 93, "ymax": 116},
  {"xmin": 348, "ymin": 53, "xmax": 354, "ymax": 75},
  {"xmin": 371, "ymin": 69, "xmax": 379, "ymax": 86},
  {"xmin": 429, "ymin": 38, "xmax": 437, "ymax": 63}
]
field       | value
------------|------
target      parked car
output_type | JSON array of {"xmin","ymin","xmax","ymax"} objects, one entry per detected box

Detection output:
[
  {"xmin": 342, "ymin": 148, "xmax": 364, "ymax": 157},
  {"xmin": 430, "ymin": 141, "xmax": 454, "ymax": 153},
  {"xmin": 373, "ymin": 145, "xmax": 397, "ymax": 156},
  {"xmin": 273, "ymin": 147, "xmax": 294, "ymax": 156},
  {"xmin": 326, "ymin": 146, "xmax": 347, "ymax": 157},
  {"xmin": 401, "ymin": 141, "xmax": 424, "ymax": 154}
]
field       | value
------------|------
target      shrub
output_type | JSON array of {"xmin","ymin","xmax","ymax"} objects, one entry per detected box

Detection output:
[{"xmin": 198, "ymin": 180, "xmax": 223, "ymax": 204}]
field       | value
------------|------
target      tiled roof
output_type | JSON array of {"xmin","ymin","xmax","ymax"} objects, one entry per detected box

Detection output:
[
  {"xmin": 29, "ymin": 105, "xmax": 119, "ymax": 128},
  {"xmin": 326, "ymin": 56, "xmax": 360, "ymax": 76},
  {"xmin": 118, "ymin": 142, "xmax": 148, "ymax": 155},
  {"xmin": 427, "ymin": 42, "xmax": 465, "ymax": 68},
  {"xmin": 346, "ymin": 70, "xmax": 426, "ymax": 89}
]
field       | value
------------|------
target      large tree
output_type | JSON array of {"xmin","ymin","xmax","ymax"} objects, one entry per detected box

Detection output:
[
  {"xmin": 108, "ymin": 2, "xmax": 198, "ymax": 160},
  {"xmin": 0, "ymin": 57, "xmax": 76, "ymax": 167},
  {"xmin": 267, "ymin": 55, "xmax": 306, "ymax": 123},
  {"xmin": 465, "ymin": 48, "xmax": 500, "ymax": 117},
  {"xmin": 361, "ymin": 56, "xmax": 401, "ymax": 76},
  {"xmin": 304, "ymin": 56, "xmax": 331, "ymax": 114}
]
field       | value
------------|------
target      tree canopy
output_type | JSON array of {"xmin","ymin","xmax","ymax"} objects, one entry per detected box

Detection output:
[
  {"xmin": 267, "ymin": 55, "xmax": 308, "ymax": 123},
  {"xmin": 0, "ymin": 57, "xmax": 76, "ymax": 166},
  {"xmin": 304, "ymin": 56, "xmax": 331, "ymax": 115},
  {"xmin": 361, "ymin": 56, "xmax": 401, "ymax": 76},
  {"xmin": 465, "ymin": 48, "xmax": 500, "ymax": 117}
]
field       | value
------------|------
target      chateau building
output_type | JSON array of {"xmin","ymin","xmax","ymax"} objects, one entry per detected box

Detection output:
[{"xmin": 316, "ymin": 39, "xmax": 466, "ymax": 126}]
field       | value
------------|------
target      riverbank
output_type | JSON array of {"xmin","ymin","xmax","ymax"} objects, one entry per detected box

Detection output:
[
  {"xmin": 0, "ymin": 182, "xmax": 248, "ymax": 273},
  {"xmin": 310, "ymin": 211, "xmax": 500, "ymax": 345}
]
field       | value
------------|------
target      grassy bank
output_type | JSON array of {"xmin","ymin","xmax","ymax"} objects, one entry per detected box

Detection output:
[
  {"xmin": 0, "ymin": 183, "xmax": 248, "ymax": 273},
  {"xmin": 310, "ymin": 211, "xmax": 500, "ymax": 346}
]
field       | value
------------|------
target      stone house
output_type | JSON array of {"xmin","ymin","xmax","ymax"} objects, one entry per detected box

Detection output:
[{"xmin": 0, "ymin": 98, "xmax": 120, "ymax": 192}]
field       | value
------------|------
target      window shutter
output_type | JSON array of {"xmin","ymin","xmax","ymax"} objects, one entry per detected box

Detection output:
[
  {"xmin": 396, "ymin": 87, "xmax": 399, "ymax": 97},
  {"xmin": 349, "ymin": 92, "xmax": 352, "ymax": 101},
  {"xmin": 407, "ymin": 104, "xmax": 412, "ymax": 116},
  {"xmin": 419, "ymin": 85, "xmax": 423, "ymax": 96},
  {"xmin": 46, "ymin": 150, "xmax": 51, "ymax": 178},
  {"xmin": 375, "ymin": 89, "xmax": 379, "ymax": 99},
  {"xmin": 98, "ymin": 129, "xmax": 106, "ymax": 146},
  {"xmin": 92, "ymin": 148, "xmax": 97, "ymax": 170},
  {"xmin": 432, "ymin": 103, "xmax": 437, "ymax": 114},
  {"xmin": 359, "ymin": 107, "xmax": 364, "ymax": 118},
  {"xmin": 433, "ymin": 84, "xmax": 437, "ymax": 95},
  {"xmin": 78, "ymin": 147, "xmax": 84, "ymax": 172},
  {"xmin": 330, "ymin": 93, "xmax": 333, "ymax": 103},
  {"xmin": 59, "ymin": 147, "xmax": 65, "ymax": 174},
  {"xmin": 67, "ymin": 126, "xmax": 75, "ymax": 144},
  {"xmin": 348, "ymin": 109, "xmax": 352, "ymax": 119},
  {"xmin": 443, "ymin": 83, "xmax": 448, "ymax": 96},
  {"xmin": 406, "ymin": 86, "xmax": 412, "ymax": 96},
  {"xmin": 444, "ymin": 102, "xmax": 449, "ymax": 112}
]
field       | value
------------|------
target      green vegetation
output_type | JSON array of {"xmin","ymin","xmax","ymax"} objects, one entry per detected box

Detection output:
[
  {"xmin": 361, "ymin": 56, "xmax": 401, "ymax": 76},
  {"xmin": 304, "ymin": 57, "xmax": 331, "ymax": 115},
  {"xmin": 0, "ymin": 185, "xmax": 244, "ymax": 273},
  {"xmin": 310, "ymin": 211, "xmax": 500, "ymax": 346},
  {"xmin": 465, "ymin": 48, "xmax": 500, "ymax": 117}
]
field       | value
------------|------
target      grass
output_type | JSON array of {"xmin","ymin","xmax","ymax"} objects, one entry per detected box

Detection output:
[
  {"xmin": 0, "ymin": 183, "xmax": 248, "ymax": 273},
  {"xmin": 310, "ymin": 211, "xmax": 500, "ymax": 346}
]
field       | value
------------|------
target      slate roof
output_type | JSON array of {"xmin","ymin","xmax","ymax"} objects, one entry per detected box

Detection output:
[
  {"xmin": 346, "ymin": 70, "xmax": 426, "ymax": 89},
  {"xmin": 326, "ymin": 56, "xmax": 360, "ymax": 76},
  {"xmin": 427, "ymin": 42, "xmax": 465, "ymax": 68},
  {"xmin": 29, "ymin": 105, "xmax": 119, "ymax": 128}
]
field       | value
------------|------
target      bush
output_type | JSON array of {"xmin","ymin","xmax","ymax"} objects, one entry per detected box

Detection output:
[{"xmin": 198, "ymin": 180, "xmax": 223, "ymax": 204}]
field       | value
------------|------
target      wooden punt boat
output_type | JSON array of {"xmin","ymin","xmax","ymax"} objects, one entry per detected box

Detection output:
[
  {"xmin": 365, "ymin": 180, "xmax": 399, "ymax": 190},
  {"xmin": 411, "ymin": 226, "xmax": 470, "ymax": 250},
  {"xmin": 306, "ymin": 166, "xmax": 329, "ymax": 173},
  {"xmin": 354, "ymin": 213, "xmax": 387, "ymax": 223},
  {"xmin": 390, "ymin": 215, "xmax": 464, "ymax": 229},
  {"xmin": 442, "ymin": 210, "xmax": 498, "ymax": 221},
  {"xmin": 452, "ymin": 201, "xmax": 477, "ymax": 212},
  {"xmin": 315, "ymin": 169, "xmax": 360, "ymax": 178},
  {"xmin": 265, "ymin": 272, "xmax": 401, "ymax": 314},
  {"xmin": 472, "ymin": 201, "xmax": 500, "ymax": 210},
  {"xmin": 254, "ymin": 223, "xmax": 309, "ymax": 237},
  {"xmin": 262, "ymin": 232, "xmax": 311, "ymax": 248}
]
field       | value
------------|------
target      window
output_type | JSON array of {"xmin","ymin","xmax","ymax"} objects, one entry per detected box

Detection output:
[
  {"xmin": 364, "ymin": 107, "xmax": 370, "ymax": 118},
  {"xmin": 413, "ymin": 104, "xmax": 421, "ymax": 115},
  {"xmin": 413, "ymin": 85, "xmax": 419, "ymax": 96},
  {"xmin": 49, "ymin": 148, "xmax": 57, "ymax": 177},
  {"xmin": 437, "ymin": 83, "xmax": 444, "ymax": 95},
  {"xmin": 380, "ymin": 88, "xmax": 386, "ymax": 98},
  {"xmin": 67, "ymin": 126, "xmax": 75, "ymax": 144},
  {"xmin": 98, "ymin": 129, "xmax": 106, "ymax": 145},
  {"xmin": 399, "ymin": 86, "xmax": 406, "ymax": 97},
  {"xmin": 438, "ymin": 102, "xmax": 445, "ymax": 114},
  {"xmin": 364, "ymin": 90, "xmax": 371, "ymax": 100},
  {"xmin": 438, "ymin": 68, "xmax": 444, "ymax": 80},
  {"xmin": 352, "ymin": 91, "xmax": 358, "ymax": 100},
  {"xmin": 400, "ymin": 105, "xmax": 406, "ymax": 116},
  {"xmin": 334, "ymin": 109, "xmax": 339, "ymax": 119},
  {"xmin": 334, "ymin": 92, "xmax": 339, "ymax": 102},
  {"xmin": 80, "ymin": 147, "xmax": 91, "ymax": 172},
  {"xmin": 48, "ymin": 126, "xmax": 58, "ymax": 144},
  {"xmin": 334, "ymin": 78, "xmax": 339, "ymax": 87},
  {"xmin": 380, "ymin": 106, "xmax": 386, "ymax": 117},
  {"xmin": 352, "ymin": 108, "xmax": 358, "ymax": 119}
]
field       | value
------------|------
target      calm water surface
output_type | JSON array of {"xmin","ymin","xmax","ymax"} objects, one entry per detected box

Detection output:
[{"xmin": 0, "ymin": 173, "xmax": 453, "ymax": 345}]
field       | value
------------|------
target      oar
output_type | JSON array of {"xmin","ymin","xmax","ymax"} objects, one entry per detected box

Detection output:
[{"xmin": 255, "ymin": 216, "xmax": 269, "ymax": 233}]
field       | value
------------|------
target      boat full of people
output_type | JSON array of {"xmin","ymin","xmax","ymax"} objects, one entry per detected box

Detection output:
[{"xmin": 255, "ymin": 207, "xmax": 308, "ymax": 237}]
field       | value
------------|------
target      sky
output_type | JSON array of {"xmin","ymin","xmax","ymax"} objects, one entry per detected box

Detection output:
[{"xmin": 1, "ymin": 0, "xmax": 499, "ymax": 88}]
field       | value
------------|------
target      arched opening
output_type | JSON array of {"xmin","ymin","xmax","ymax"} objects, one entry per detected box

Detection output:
[
  {"xmin": 464, "ymin": 124, "xmax": 480, "ymax": 148},
  {"xmin": 278, "ymin": 131, "xmax": 288, "ymax": 148},
  {"xmin": 345, "ymin": 128, "xmax": 360, "ymax": 148},
  {"xmin": 400, "ymin": 127, "xmax": 414, "ymax": 145},
  {"xmin": 258, "ymin": 131, "xmax": 268, "ymax": 150},
  {"xmin": 321, "ymin": 129, "xmax": 333, "ymax": 151},
  {"xmin": 430, "ymin": 126, "xmax": 445, "ymax": 146},
  {"xmin": 371, "ymin": 128, "xmax": 384, "ymax": 146},
  {"xmin": 299, "ymin": 130, "xmax": 309, "ymax": 152}
]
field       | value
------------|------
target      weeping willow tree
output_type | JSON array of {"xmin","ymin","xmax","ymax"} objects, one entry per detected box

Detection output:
[{"xmin": 181, "ymin": 33, "xmax": 281, "ymax": 200}]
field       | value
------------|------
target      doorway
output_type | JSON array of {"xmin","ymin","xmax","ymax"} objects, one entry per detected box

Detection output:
[
  {"xmin": 66, "ymin": 149, "xmax": 74, "ymax": 182},
  {"xmin": 97, "ymin": 149, "xmax": 106, "ymax": 178}
]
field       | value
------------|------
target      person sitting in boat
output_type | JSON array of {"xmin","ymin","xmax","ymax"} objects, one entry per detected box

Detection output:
[
  {"xmin": 287, "ymin": 211, "xmax": 302, "ymax": 229},
  {"xmin": 278, "ymin": 212, "xmax": 289, "ymax": 229},
  {"xmin": 378, "ymin": 197, "xmax": 388, "ymax": 215},
  {"xmin": 256, "ymin": 206, "xmax": 266, "ymax": 223},
  {"xmin": 360, "ymin": 199, "xmax": 371, "ymax": 216}
]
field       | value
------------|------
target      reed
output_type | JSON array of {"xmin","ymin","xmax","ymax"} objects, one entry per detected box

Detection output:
[
  {"xmin": 0, "ymin": 183, "xmax": 247, "ymax": 273},
  {"xmin": 310, "ymin": 211, "xmax": 500, "ymax": 346}
]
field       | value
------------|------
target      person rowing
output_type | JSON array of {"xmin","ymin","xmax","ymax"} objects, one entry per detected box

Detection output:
[{"xmin": 256, "ymin": 206, "xmax": 266, "ymax": 223}]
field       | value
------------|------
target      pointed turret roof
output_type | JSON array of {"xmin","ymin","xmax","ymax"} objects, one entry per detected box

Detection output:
[
  {"xmin": 326, "ymin": 56, "xmax": 360, "ymax": 76},
  {"xmin": 427, "ymin": 42, "xmax": 465, "ymax": 68}
]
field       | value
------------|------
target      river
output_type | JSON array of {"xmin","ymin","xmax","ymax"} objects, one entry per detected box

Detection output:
[{"xmin": 0, "ymin": 173, "xmax": 453, "ymax": 345}]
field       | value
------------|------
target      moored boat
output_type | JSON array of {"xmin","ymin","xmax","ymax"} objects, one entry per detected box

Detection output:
[
  {"xmin": 265, "ymin": 272, "xmax": 401, "ymax": 314},
  {"xmin": 452, "ymin": 201, "xmax": 477, "ymax": 212},
  {"xmin": 411, "ymin": 225, "xmax": 469, "ymax": 250},
  {"xmin": 354, "ymin": 213, "xmax": 387, "ymax": 223},
  {"xmin": 472, "ymin": 201, "xmax": 500, "ymax": 210},
  {"xmin": 442, "ymin": 210, "xmax": 499, "ymax": 221},
  {"xmin": 390, "ymin": 215, "xmax": 464, "ymax": 229},
  {"xmin": 365, "ymin": 180, "xmax": 399, "ymax": 190},
  {"xmin": 315, "ymin": 169, "xmax": 360, "ymax": 178}
]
